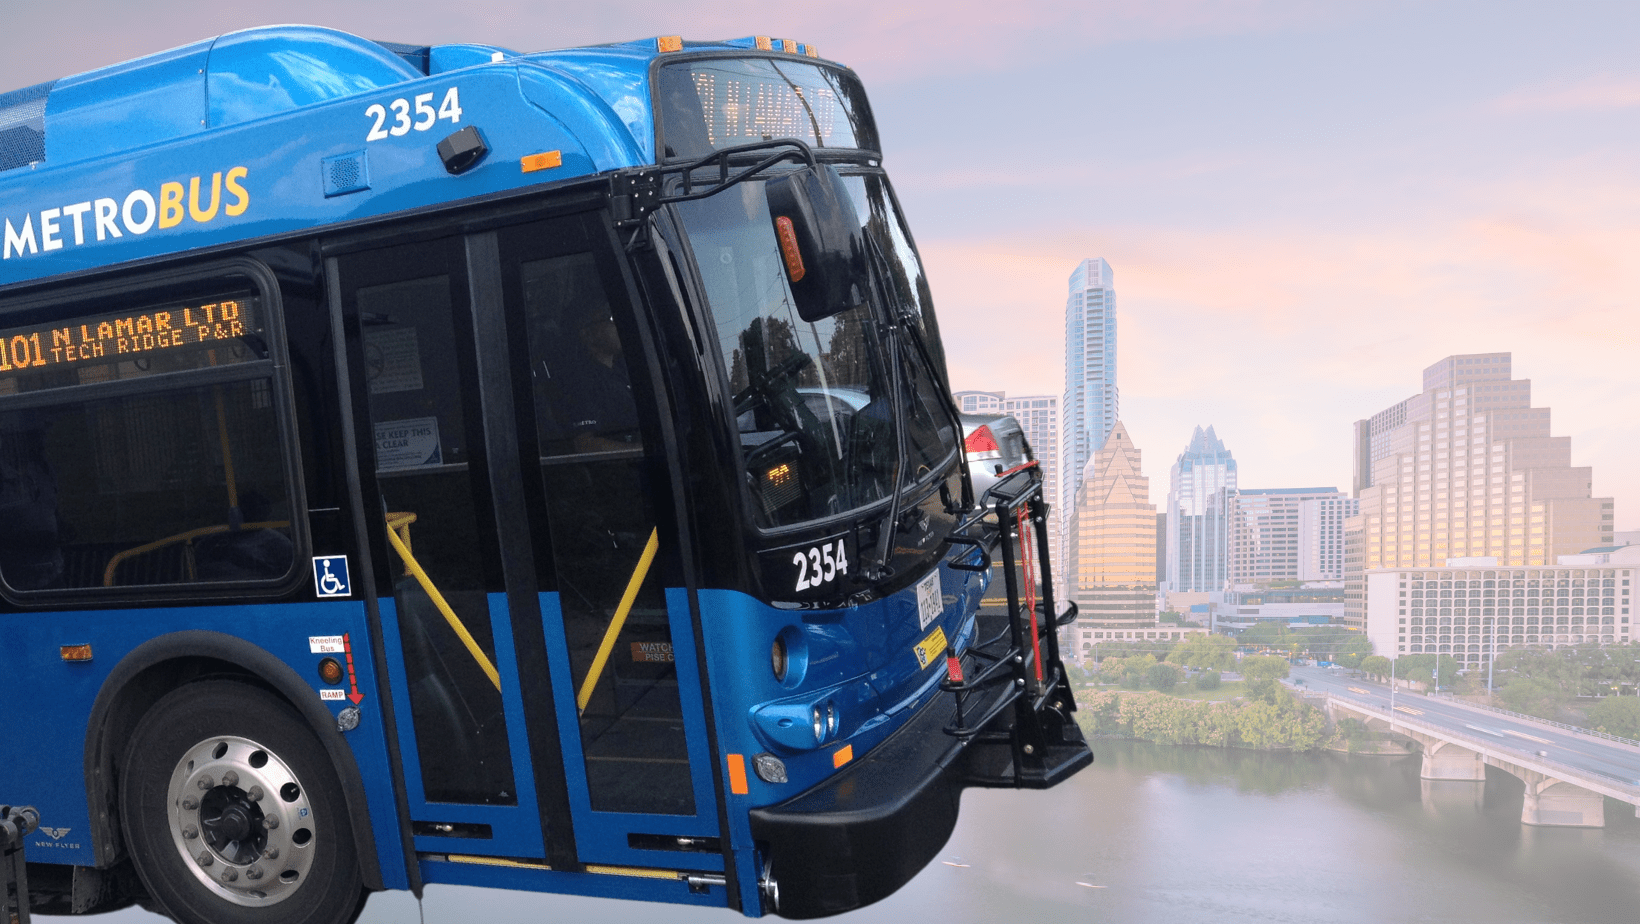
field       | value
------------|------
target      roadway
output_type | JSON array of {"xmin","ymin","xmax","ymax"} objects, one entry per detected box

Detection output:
[{"xmin": 1289, "ymin": 665, "xmax": 1640, "ymax": 789}]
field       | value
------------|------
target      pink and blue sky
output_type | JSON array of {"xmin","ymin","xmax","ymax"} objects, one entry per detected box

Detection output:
[{"xmin": 6, "ymin": 0, "xmax": 1637, "ymax": 525}]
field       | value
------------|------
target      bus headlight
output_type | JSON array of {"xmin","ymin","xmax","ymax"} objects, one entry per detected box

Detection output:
[{"xmin": 812, "ymin": 705, "xmax": 826, "ymax": 742}]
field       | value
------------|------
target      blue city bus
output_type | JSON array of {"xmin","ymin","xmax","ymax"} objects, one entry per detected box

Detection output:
[{"xmin": 0, "ymin": 26, "xmax": 1089, "ymax": 923}]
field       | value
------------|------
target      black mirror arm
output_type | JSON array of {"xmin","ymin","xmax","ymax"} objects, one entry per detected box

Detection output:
[{"xmin": 663, "ymin": 138, "xmax": 817, "ymax": 204}]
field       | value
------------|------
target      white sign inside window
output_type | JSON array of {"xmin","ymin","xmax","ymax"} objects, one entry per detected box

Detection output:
[
  {"xmin": 375, "ymin": 417, "xmax": 442, "ymax": 469},
  {"xmin": 364, "ymin": 326, "xmax": 425, "ymax": 394}
]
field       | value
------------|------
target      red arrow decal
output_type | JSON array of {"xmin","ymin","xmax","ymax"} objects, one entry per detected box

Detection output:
[{"xmin": 343, "ymin": 632, "xmax": 365, "ymax": 705}]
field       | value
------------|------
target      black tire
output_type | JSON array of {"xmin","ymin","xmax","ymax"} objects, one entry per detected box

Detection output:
[{"xmin": 119, "ymin": 680, "xmax": 366, "ymax": 924}]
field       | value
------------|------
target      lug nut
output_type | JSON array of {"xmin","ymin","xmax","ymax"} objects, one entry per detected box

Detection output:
[
  {"xmin": 1023, "ymin": 744, "xmax": 1035, "ymax": 755},
  {"xmin": 182, "ymin": 825, "xmax": 199, "ymax": 840},
  {"xmin": 197, "ymin": 776, "xmax": 215, "ymax": 790},
  {"xmin": 181, "ymin": 797, "xmax": 199, "ymax": 811},
  {"xmin": 263, "ymin": 815, "xmax": 278, "ymax": 830},
  {"xmin": 221, "ymin": 771, "xmax": 239, "ymax": 787},
  {"xmin": 245, "ymin": 866, "xmax": 264, "ymax": 881},
  {"xmin": 197, "ymin": 852, "xmax": 213, "ymax": 867},
  {"xmin": 220, "ymin": 868, "xmax": 238, "ymax": 883},
  {"xmin": 263, "ymin": 847, "xmax": 280, "ymax": 860},
  {"xmin": 247, "ymin": 786, "xmax": 263, "ymax": 802}
]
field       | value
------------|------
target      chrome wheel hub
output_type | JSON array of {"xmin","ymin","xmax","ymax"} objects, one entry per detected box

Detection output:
[{"xmin": 166, "ymin": 735, "xmax": 316, "ymax": 906}]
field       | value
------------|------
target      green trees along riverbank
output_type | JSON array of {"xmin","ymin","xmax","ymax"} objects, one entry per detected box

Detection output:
[{"xmin": 1075, "ymin": 682, "xmax": 1332, "ymax": 751}]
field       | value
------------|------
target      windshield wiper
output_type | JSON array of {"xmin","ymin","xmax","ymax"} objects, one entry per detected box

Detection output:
[{"xmin": 860, "ymin": 232, "xmax": 972, "ymax": 579}]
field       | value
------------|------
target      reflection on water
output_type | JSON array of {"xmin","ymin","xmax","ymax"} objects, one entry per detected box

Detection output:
[{"xmin": 51, "ymin": 740, "xmax": 1640, "ymax": 924}]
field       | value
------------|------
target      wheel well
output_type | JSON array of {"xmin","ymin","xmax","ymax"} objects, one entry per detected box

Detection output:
[{"xmin": 84, "ymin": 633, "xmax": 385, "ymax": 891}]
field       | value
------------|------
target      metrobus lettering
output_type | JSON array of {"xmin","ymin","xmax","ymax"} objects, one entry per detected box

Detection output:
[{"xmin": 2, "ymin": 166, "xmax": 249, "ymax": 260}]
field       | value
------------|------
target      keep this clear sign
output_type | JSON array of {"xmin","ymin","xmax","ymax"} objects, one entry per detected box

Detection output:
[{"xmin": 375, "ymin": 417, "xmax": 441, "ymax": 469}]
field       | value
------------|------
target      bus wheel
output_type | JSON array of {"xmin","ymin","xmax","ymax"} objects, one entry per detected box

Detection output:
[{"xmin": 119, "ymin": 680, "xmax": 365, "ymax": 924}]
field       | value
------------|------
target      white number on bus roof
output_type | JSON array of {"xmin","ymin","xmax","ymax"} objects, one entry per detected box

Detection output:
[{"xmin": 365, "ymin": 88, "xmax": 464, "ymax": 143}]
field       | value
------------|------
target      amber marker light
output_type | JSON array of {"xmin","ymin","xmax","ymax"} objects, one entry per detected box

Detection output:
[
  {"xmin": 521, "ymin": 151, "xmax": 563, "ymax": 173},
  {"xmin": 774, "ymin": 216, "xmax": 806, "ymax": 282},
  {"xmin": 318, "ymin": 657, "xmax": 345, "ymax": 685},
  {"xmin": 782, "ymin": 39, "xmax": 798, "ymax": 54},
  {"xmin": 60, "ymin": 644, "xmax": 93, "ymax": 662},
  {"xmin": 755, "ymin": 36, "xmax": 773, "ymax": 51},
  {"xmin": 657, "ymin": 36, "xmax": 683, "ymax": 53}
]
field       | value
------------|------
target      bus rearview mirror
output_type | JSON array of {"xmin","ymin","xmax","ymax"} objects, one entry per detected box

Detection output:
[{"xmin": 765, "ymin": 165, "xmax": 870, "ymax": 322}]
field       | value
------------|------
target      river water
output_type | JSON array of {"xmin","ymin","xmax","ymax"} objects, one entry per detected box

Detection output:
[{"xmin": 50, "ymin": 739, "xmax": 1640, "ymax": 923}]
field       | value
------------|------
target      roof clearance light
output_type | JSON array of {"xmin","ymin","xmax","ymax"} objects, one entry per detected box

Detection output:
[
  {"xmin": 521, "ymin": 151, "xmax": 563, "ymax": 173},
  {"xmin": 755, "ymin": 36, "xmax": 773, "ymax": 51},
  {"xmin": 657, "ymin": 35, "xmax": 683, "ymax": 53},
  {"xmin": 782, "ymin": 39, "xmax": 798, "ymax": 54},
  {"xmin": 805, "ymin": 46, "xmax": 819, "ymax": 58}
]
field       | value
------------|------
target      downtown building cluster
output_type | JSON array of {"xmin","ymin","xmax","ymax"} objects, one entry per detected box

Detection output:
[{"xmin": 952, "ymin": 261, "xmax": 1624, "ymax": 668}]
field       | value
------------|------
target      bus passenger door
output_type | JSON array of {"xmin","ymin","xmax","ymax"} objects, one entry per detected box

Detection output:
[
  {"xmin": 334, "ymin": 238, "xmax": 560, "ymax": 861},
  {"xmin": 492, "ymin": 211, "xmax": 723, "ymax": 870}
]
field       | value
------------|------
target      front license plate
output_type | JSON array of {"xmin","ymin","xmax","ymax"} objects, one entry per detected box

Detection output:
[
  {"xmin": 915, "ymin": 570, "xmax": 941, "ymax": 630},
  {"xmin": 913, "ymin": 626, "xmax": 948, "ymax": 670}
]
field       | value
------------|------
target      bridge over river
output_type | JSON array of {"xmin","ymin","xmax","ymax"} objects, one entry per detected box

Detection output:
[{"xmin": 1289, "ymin": 666, "xmax": 1640, "ymax": 828}]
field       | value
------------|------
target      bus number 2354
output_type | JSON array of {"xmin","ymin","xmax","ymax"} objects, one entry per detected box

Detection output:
[
  {"xmin": 365, "ymin": 87, "xmax": 464, "ymax": 142},
  {"xmin": 793, "ymin": 539, "xmax": 848, "ymax": 592}
]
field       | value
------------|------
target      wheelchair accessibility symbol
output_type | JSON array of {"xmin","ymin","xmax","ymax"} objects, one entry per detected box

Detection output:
[{"xmin": 312, "ymin": 556, "xmax": 351, "ymax": 597}]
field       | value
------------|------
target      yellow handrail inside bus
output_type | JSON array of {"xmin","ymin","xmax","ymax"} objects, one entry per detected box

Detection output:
[
  {"xmin": 576, "ymin": 527, "xmax": 660, "ymax": 715},
  {"xmin": 102, "ymin": 521, "xmax": 292, "ymax": 587},
  {"xmin": 382, "ymin": 513, "xmax": 502, "ymax": 692}
]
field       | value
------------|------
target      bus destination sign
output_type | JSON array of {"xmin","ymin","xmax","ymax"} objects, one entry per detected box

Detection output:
[{"xmin": 0, "ymin": 295, "xmax": 259, "ymax": 378}]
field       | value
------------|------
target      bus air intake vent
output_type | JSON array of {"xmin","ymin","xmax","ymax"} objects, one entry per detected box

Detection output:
[
  {"xmin": 0, "ymin": 81, "xmax": 53, "ymax": 173},
  {"xmin": 322, "ymin": 151, "xmax": 371, "ymax": 197}
]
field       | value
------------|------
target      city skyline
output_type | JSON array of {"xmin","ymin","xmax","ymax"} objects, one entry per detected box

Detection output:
[{"xmin": 4, "ymin": 3, "xmax": 1637, "ymax": 528}]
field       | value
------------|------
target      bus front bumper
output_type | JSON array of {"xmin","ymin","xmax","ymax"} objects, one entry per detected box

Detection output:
[{"xmin": 747, "ymin": 664, "xmax": 1090, "ymax": 919}]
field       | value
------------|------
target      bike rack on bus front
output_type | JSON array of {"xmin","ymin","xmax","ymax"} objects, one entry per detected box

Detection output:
[{"xmin": 940, "ymin": 463, "xmax": 1091, "ymax": 790}]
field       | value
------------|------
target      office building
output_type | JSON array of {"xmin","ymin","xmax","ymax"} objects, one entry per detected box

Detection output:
[
  {"xmin": 1343, "ymin": 514, "xmax": 1365, "ymax": 629},
  {"xmin": 1069, "ymin": 421, "xmax": 1156, "ymax": 621},
  {"xmin": 1060, "ymin": 258, "xmax": 1118, "ymax": 577},
  {"xmin": 1363, "ymin": 546, "xmax": 1636, "ymax": 663},
  {"xmin": 1165, "ymin": 425, "xmax": 1236, "ymax": 592},
  {"xmin": 1352, "ymin": 353, "xmax": 1614, "ymax": 574},
  {"xmin": 1228, "ymin": 487, "xmax": 1357, "ymax": 585}
]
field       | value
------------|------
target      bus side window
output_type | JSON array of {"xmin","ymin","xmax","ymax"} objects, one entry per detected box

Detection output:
[{"xmin": 0, "ymin": 282, "xmax": 296, "ymax": 594}]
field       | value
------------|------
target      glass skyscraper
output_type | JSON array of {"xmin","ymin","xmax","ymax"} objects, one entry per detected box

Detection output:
[
  {"xmin": 1059, "ymin": 259, "xmax": 1118, "ymax": 574},
  {"xmin": 1166, "ymin": 425, "xmax": 1237, "ymax": 592}
]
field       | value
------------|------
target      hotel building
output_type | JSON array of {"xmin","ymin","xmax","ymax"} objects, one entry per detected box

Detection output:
[{"xmin": 1352, "ymin": 353, "xmax": 1613, "ymax": 573}]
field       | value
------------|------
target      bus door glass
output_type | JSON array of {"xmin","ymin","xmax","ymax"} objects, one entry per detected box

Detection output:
[
  {"xmin": 495, "ymin": 211, "xmax": 721, "ymax": 868},
  {"xmin": 336, "ymin": 239, "xmax": 548, "ymax": 859}
]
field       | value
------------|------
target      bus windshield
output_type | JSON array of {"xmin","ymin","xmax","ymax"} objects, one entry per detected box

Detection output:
[{"xmin": 675, "ymin": 177, "xmax": 956, "ymax": 531}]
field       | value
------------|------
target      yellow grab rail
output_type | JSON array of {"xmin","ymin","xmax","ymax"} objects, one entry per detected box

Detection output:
[
  {"xmin": 576, "ymin": 528, "xmax": 660, "ymax": 715},
  {"xmin": 102, "ymin": 521, "xmax": 291, "ymax": 587},
  {"xmin": 382, "ymin": 514, "xmax": 502, "ymax": 692}
]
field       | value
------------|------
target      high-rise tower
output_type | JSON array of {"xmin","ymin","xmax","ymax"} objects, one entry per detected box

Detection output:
[
  {"xmin": 1059, "ymin": 258, "xmax": 1118, "ymax": 576},
  {"xmin": 1166, "ymin": 426, "xmax": 1237, "ymax": 592}
]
